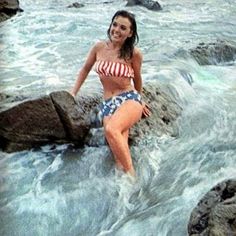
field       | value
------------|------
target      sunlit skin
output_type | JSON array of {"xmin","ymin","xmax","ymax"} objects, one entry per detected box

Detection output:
[{"xmin": 70, "ymin": 13, "xmax": 151, "ymax": 177}]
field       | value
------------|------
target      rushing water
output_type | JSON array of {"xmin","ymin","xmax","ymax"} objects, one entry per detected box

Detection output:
[{"xmin": 0, "ymin": 0, "xmax": 236, "ymax": 235}]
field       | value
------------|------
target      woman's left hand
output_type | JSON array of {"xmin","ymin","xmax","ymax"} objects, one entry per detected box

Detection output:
[{"xmin": 142, "ymin": 102, "xmax": 151, "ymax": 118}]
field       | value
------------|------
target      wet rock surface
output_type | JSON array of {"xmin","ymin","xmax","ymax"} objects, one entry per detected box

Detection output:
[
  {"xmin": 190, "ymin": 40, "xmax": 236, "ymax": 65},
  {"xmin": 188, "ymin": 179, "xmax": 236, "ymax": 236},
  {"xmin": 126, "ymin": 0, "xmax": 162, "ymax": 11},
  {"xmin": 67, "ymin": 2, "xmax": 84, "ymax": 8}
]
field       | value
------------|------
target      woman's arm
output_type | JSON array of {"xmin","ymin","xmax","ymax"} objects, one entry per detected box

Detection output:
[
  {"xmin": 132, "ymin": 47, "xmax": 143, "ymax": 94},
  {"xmin": 132, "ymin": 47, "xmax": 151, "ymax": 118},
  {"xmin": 70, "ymin": 43, "xmax": 98, "ymax": 97}
]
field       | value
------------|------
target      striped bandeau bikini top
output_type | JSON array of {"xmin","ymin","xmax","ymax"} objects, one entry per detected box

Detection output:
[{"xmin": 95, "ymin": 60, "xmax": 134, "ymax": 78}]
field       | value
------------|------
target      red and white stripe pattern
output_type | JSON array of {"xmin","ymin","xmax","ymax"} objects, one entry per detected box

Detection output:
[{"xmin": 95, "ymin": 60, "xmax": 134, "ymax": 78}]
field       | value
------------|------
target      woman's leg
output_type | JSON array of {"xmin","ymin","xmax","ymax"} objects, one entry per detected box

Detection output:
[
  {"xmin": 103, "ymin": 100, "xmax": 142, "ymax": 176},
  {"xmin": 114, "ymin": 129, "xmax": 129, "ymax": 170}
]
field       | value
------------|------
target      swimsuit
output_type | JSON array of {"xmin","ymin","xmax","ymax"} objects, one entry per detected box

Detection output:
[
  {"xmin": 95, "ymin": 60, "xmax": 134, "ymax": 78},
  {"xmin": 89, "ymin": 60, "xmax": 141, "ymax": 128}
]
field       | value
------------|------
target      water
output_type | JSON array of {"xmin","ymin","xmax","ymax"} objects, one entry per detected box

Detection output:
[{"xmin": 0, "ymin": 0, "xmax": 236, "ymax": 235}]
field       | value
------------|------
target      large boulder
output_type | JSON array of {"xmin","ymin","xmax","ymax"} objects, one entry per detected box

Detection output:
[
  {"xmin": 126, "ymin": 0, "xmax": 162, "ymax": 11},
  {"xmin": 0, "ymin": 0, "xmax": 23, "ymax": 22},
  {"xmin": 0, "ymin": 82, "xmax": 182, "ymax": 152},
  {"xmin": 190, "ymin": 40, "xmax": 236, "ymax": 65},
  {"xmin": 188, "ymin": 179, "xmax": 236, "ymax": 235},
  {"xmin": 0, "ymin": 93, "xmax": 67, "ymax": 152},
  {"xmin": 0, "ymin": 91, "xmax": 99, "ymax": 152}
]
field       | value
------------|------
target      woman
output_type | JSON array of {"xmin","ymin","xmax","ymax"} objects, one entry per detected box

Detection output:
[{"xmin": 70, "ymin": 10, "xmax": 150, "ymax": 176}]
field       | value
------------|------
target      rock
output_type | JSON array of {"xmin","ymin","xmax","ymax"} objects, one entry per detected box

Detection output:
[
  {"xmin": 50, "ymin": 91, "xmax": 100, "ymax": 141},
  {"xmin": 188, "ymin": 179, "xmax": 236, "ymax": 236},
  {"xmin": 0, "ymin": 12, "xmax": 10, "ymax": 22},
  {"xmin": 0, "ymin": 83, "xmax": 182, "ymax": 152},
  {"xmin": 0, "ymin": 0, "xmax": 23, "ymax": 22},
  {"xmin": 126, "ymin": 0, "xmax": 162, "ymax": 11},
  {"xmin": 190, "ymin": 40, "xmax": 236, "ymax": 65},
  {"xmin": 0, "ymin": 94, "xmax": 67, "ymax": 152},
  {"xmin": 0, "ymin": 91, "xmax": 102, "ymax": 152},
  {"xmin": 67, "ymin": 2, "xmax": 84, "ymax": 8},
  {"xmin": 129, "ymin": 82, "xmax": 182, "ymax": 144}
]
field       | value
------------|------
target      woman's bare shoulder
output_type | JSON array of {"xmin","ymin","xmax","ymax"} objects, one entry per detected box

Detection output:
[
  {"xmin": 133, "ymin": 47, "xmax": 143, "ymax": 61},
  {"xmin": 93, "ymin": 40, "xmax": 107, "ymax": 50}
]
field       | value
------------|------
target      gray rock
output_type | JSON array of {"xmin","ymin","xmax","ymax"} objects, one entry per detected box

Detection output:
[
  {"xmin": 188, "ymin": 179, "xmax": 236, "ymax": 236},
  {"xmin": 67, "ymin": 2, "xmax": 84, "ymax": 8},
  {"xmin": 0, "ymin": 0, "xmax": 23, "ymax": 22},
  {"xmin": 50, "ymin": 91, "xmax": 87, "ymax": 141},
  {"xmin": 126, "ymin": 0, "xmax": 162, "ymax": 11},
  {"xmin": 0, "ymin": 94, "xmax": 67, "ymax": 152},
  {"xmin": 0, "ymin": 12, "xmax": 10, "ymax": 22},
  {"xmin": 130, "ymin": 82, "xmax": 181, "ymax": 144},
  {"xmin": 190, "ymin": 40, "xmax": 236, "ymax": 65}
]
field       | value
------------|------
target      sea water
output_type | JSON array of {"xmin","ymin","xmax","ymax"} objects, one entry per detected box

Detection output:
[{"xmin": 0, "ymin": 0, "xmax": 236, "ymax": 235}]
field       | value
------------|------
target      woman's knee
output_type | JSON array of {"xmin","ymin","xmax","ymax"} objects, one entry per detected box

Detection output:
[{"xmin": 104, "ymin": 123, "xmax": 120, "ymax": 140}]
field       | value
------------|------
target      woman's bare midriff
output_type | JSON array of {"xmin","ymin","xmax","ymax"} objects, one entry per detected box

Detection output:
[{"xmin": 100, "ymin": 75, "xmax": 135, "ymax": 99}]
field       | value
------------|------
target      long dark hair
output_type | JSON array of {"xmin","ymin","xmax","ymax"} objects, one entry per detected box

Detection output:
[{"xmin": 107, "ymin": 10, "xmax": 139, "ymax": 60}]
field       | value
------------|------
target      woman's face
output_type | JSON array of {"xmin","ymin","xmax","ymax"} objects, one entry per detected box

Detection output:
[{"xmin": 109, "ymin": 16, "xmax": 133, "ymax": 44}]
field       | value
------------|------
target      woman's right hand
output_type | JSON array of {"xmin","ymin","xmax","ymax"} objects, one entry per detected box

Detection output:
[
  {"xmin": 141, "ymin": 102, "xmax": 151, "ymax": 118},
  {"xmin": 69, "ymin": 90, "xmax": 76, "ymax": 97}
]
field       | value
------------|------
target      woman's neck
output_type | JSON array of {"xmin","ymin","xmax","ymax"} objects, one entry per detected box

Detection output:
[{"xmin": 107, "ymin": 40, "xmax": 122, "ymax": 50}]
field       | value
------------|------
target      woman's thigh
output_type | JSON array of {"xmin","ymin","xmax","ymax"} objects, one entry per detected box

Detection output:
[{"xmin": 103, "ymin": 100, "xmax": 143, "ymax": 132}]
